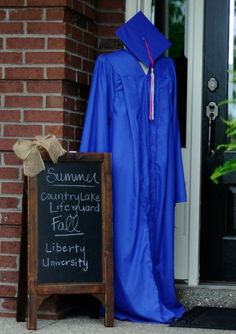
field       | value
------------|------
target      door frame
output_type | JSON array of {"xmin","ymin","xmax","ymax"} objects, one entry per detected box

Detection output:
[
  {"xmin": 125, "ymin": 0, "xmax": 204, "ymax": 286},
  {"xmin": 186, "ymin": 0, "xmax": 204, "ymax": 285}
]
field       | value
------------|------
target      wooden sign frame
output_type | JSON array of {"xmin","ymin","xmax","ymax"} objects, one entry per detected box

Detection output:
[{"xmin": 26, "ymin": 153, "xmax": 113, "ymax": 330}]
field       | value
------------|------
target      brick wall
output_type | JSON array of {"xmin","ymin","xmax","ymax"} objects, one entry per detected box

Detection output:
[{"xmin": 0, "ymin": 0, "xmax": 125, "ymax": 317}]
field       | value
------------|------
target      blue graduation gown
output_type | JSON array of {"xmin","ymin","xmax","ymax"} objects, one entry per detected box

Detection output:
[{"xmin": 80, "ymin": 49, "xmax": 187, "ymax": 323}]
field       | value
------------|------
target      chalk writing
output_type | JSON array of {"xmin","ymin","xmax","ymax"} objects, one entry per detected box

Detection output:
[
  {"xmin": 40, "ymin": 191, "xmax": 101, "ymax": 203},
  {"xmin": 51, "ymin": 213, "xmax": 83, "ymax": 236},
  {"xmin": 46, "ymin": 167, "xmax": 100, "ymax": 185},
  {"xmin": 37, "ymin": 161, "xmax": 102, "ymax": 283},
  {"xmin": 42, "ymin": 244, "xmax": 88, "ymax": 271}
]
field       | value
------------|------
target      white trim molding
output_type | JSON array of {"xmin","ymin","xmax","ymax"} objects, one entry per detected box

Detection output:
[
  {"xmin": 125, "ymin": 0, "xmax": 152, "ymax": 21},
  {"xmin": 186, "ymin": 0, "xmax": 204, "ymax": 286}
]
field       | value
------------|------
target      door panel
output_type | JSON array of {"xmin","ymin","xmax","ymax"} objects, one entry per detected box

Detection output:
[{"xmin": 200, "ymin": 0, "xmax": 236, "ymax": 282}]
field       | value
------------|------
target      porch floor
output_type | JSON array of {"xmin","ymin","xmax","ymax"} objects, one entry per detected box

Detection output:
[{"xmin": 0, "ymin": 316, "xmax": 232, "ymax": 334}]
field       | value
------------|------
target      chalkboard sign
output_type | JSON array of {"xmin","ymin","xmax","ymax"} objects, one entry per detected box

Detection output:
[
  {"xmin": 38, "ymin": 161, "xmax": 102, "ymax": 284},
  {"xmin": 26, "ymin": 153, "xmax": 113, "ymax": 330}
]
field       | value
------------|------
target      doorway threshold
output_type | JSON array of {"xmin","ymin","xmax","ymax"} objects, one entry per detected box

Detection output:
[{"xmin": 176, "ymin": 284, "xmax": 236, "ymax": 310}]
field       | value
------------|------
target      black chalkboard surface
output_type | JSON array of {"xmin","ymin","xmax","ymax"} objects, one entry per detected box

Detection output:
[
  {"xmin": 38, "ymin": 161, "xmax": 102, "ymax": 284},
  {"xmin": 26, "ymin": 153, "xmax": 114, "ymax": 330}
]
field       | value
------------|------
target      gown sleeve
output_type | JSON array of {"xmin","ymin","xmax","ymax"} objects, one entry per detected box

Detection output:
[
  {"xmin": 79, "ymin": 54, "xmax": 113, "ymax": 152},
  {"xmin": 169, "ymin": 59, "xmax": 187, "ymax": 203}
]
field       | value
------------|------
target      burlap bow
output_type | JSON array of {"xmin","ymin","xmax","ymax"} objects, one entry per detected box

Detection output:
[{"xmin": 13, "ymin": 135, "xmax": 67, "ymax": 177}]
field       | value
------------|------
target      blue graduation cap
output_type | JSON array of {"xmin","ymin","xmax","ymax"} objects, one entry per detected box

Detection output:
[
  {"xmin": 115, "ymin": 11, "xmax": 171, "ymax": 67},
  {"xmin": 116, "ymin": 11, "xmax": 171, "ymax": 120}
]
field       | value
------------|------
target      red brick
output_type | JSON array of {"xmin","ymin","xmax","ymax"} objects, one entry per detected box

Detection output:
[
  {"xmin": 9, "ymin": 9, "xmax": 43, "ymax": 20},
  {"xmin": 83, "ymin": 31, "xmax": 97, "ymax": 47},
  {"xmin": 0, "ymin": 255, "xmax": 16, "ymax": 268},
  {"xmin": 0, "ymin": 167, "xmax": 19, "ymax": 179},
  {"xmin": 99, "ymin": 0, "xmax": 124, "ymax": 10},
  {"xmin": 76, "ymin": 43, "xmax": 89, "ymax": 57},
  {"xmin": 68, "ymin": 112, "xmax": 80, "ymax": 125},
  {"xmin": 0, "ymin": 285, "xmax": 17, "ymax": 298},
  {"xmin": 82, "ymin": 59, "xmax": 94, "ymax": 72},
  {"xmin": 76, "ymin": 100, "xmax": 87, "ymax": 113},
  {"xmin": 27, "ymin": 81, "xmax": 62, "ymax": 93},
  {"xmin": 0, "ymin": 139, "xmax": 17, "ymax": 151},
  {"xmin": 48, "ymin": 38, "xmax": 66, "ymax": 49},
  {"xmin": 84, "ymin": 4, "xmax": 95, "ymax": 19},
  {"xmin": 0, "ymin": 10, "xmax": 6, "ymax": 20},
  {"xmin": 64, "ymin": 97, "xmax": 75, "ymax": 111},
  {"xmin": 7, "ymin": 38, "xmax": 45, "ymax": 50},
  {"xmin": 46, "ymin": 67, "xmax": 64, "ymax": 79},
  {"xmin": 0, "ymin": 227, "xmax": 21, "ymax": 238},
  {"xmin": 46, "ymin": 96, "xmax": 64, "ymax": 108},
  {"xmin": 1, "ymin": 298, "xmax": 17, "ymax": 311},
  {"xmin": 62, "ymin": 81, "xmax": 78, "ymax": 95},
  {"xmin": 0, "ymin": 38, "xmax": 3, "ymax": 49},
  {"xmin": 63, "ymin": 126, "xmax": 75, "ymax": 138},
  {"xmin": 0, "ymin": 0, "xmax": 24, "ymax": 5},
  {"xmin": 4, "ymin": 124, "xmax": 42, "ymax": 137},
  {"xmin": 66, "ymin": 39, "xmax": 79, "ymax": 53},
  {"xmin": 65, "ymin": 68, "xmax": 77, "ymax": 81},
  {"xmin": 68, "ymin": 140, "xmax": 78, "ymax": 152},
  {"xmin": 0, "ymin": 81, "xmax": 23, "ymax": 93},
  {"xmin": 97, "ymin": 25, "xmax": 117, "ymax": 37},
  {"xmin": 0, "ymin": 23, "xmax": 23, "ymax": 34},
  {"xmin": 87, "ymin": 20, "xmax": 96, "ymax": 34},
  {"xmin": 46, "ymin": 67, "xmax": 76, "ymax": 81},
  {"xmin": 97, "ymin": 12, "xmax": 123, "ymax": 24},
  {"xmin": 27, "ymin": 0, "xmax": 68, "ymax": 5},
  {"xmin": 72, "ymin": 0, "xmax": 83, "ymax": 13},
  {"xmin": 71, "ymin": 26, "xmax": 83, "ymax": 41},
  {"xmin": 4, "ymin": 96, "xmax": 43, "ymax": 108},
  {"xmin": 45, "ymin": 125, "xmax": 64, "ymax": 137},
  {"xmin": 46, "ymin": 8, "xmax": 65, "ymax": 21},
  {"xmin": 0, "ymin": 197, "xmax": 19, "ymax": 209},
  {"xmin": 3, "ymin": 153, "xmax": 21, "ymax": 165},
  {"xmin": 24, "ymin": 110, "xmax": 63, "ymax": 122},
  {"xmin": 69, "ymin": 55, "xmax": 82, "ymax": 68},
  {"xmin": 0, "ymin": 271, "xmax": 19, "ymax": 283},
  {"xmin": 5, "ymin": 67, "xmax": 44, "ymax": 80},
  {"xmin": 0, "ymin": 53, "xmax": 22, "ymax": 64},
  {"xmin": 0, "ymin": 110, "xmax": 21, "ymax": 122},
  {"xmin": 27, "ymin": 22, "xmax": 66, "ymax": 35},
  {"xmin": 26, "ymin": 52, "xmax": 65, "ymax": 64},
  {"xmin": 2, "ymin": 182, "xmax": 23, "ymax": 194},
  {"xmin": 77, "ymin": 71, "xmax": 88, "ymax": 85},
  {"xmin": 63, "ymin": 111, "xmax": 70, "ymax": 124},
  {"xmin": 0, "ymin": 241, "xmax": 20, "ymax": 255},
  {"xmin": 0, "ymin": 212, "xmax": 22, "ymax": 225}
]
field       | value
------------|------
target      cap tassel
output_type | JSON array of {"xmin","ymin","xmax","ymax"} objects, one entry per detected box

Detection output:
[
  {"xmin": 144, "ymin": 40, "xmax": 155, "ymax": 121},
  {"xmin": 150, "ymin": 67, "xmax": 154, "ymax": 120}
]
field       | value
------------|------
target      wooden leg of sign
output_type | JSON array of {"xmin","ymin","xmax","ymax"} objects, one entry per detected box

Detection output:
[
  {"xmin": 104, "ymin": 303, "xmax": 114, "ymax": 327},
  {"xmin": 104, "ymin": 253, "xmax": 114, "ymax": 327},
  {"xmin": 27, "ymin": 292, "xmax": 38, "ymax": 330}
]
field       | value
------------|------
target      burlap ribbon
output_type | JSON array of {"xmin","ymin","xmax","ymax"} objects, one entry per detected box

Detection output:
[{"xmin": 13, "ymin": 135, "xmax": 67, "ymax": 177}]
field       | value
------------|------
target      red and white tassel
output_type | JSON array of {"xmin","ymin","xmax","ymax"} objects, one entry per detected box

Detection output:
[
  {"xmin": 149, "ymin": 66, "xmax": 155, "ymax": 121},
  {"xmin": 144, "ymin": 40, "xmax": 155, "ymax": 121}
]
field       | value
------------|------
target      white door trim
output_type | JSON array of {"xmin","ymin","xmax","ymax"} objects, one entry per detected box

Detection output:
[
  {"xmin": 125, "ymin": 0, "xmax": 152, "ymax": 21},
  {"xmin": 186, "ymin": 0, "xmax": 204, "ymax": 286}
]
